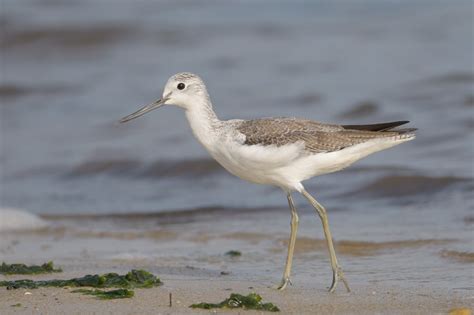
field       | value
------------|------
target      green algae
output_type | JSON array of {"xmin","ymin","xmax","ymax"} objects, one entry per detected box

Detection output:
[
  {"xmin": 71, "ymin": 288, "xmax": 134, "ymax": 300},
  {"xmin": 190, "ymin": 293, "xmax": 280, "ymax": 312},
  {"xmin": 225, "ymin": 250, "xmax": 242, "ymax": 257},
  {"xmin": 1, "ymin": 261, "xmax": 62, "ymax": 275},
  {"xmin": 0, "ymin": 269, "xmax": 162, "ymax": 290}
]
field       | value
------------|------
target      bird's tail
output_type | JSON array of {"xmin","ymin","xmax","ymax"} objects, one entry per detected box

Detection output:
[{"xmin": 391, "ymin": 128, "xmax": 417, "ymax": 140}]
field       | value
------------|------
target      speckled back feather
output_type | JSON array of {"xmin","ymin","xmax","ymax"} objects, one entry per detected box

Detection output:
[{"xmin": 237, "ymin": 118, "xmax": 414, "ymax": 153}]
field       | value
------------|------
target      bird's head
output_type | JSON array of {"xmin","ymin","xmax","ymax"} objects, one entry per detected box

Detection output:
[{"xmin": 120, "ymin": 72, "xmax": 209, "ymax": 123}]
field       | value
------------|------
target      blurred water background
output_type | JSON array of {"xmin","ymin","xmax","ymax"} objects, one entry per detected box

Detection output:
[{"xmin": 1, "ymin": 1, "xmax": 472, "ymax": 226}]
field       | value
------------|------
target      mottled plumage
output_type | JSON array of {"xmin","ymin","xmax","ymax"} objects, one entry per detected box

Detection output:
[{"xmin": 237, "ymin": 118, "xmax": 414, "ymax": 153}]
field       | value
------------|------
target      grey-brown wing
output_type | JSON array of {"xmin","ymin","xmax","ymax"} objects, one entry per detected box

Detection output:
[{"xmin": 237, "ymin": 118, "xmax": 403, "ymax": 153}]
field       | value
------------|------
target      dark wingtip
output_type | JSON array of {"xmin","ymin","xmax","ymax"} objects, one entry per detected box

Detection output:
[{"xmin": 342, "ymin": 121, "xmax": 412, "ymax": 132}]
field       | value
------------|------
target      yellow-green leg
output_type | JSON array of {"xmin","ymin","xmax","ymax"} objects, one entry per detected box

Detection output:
[
  {"xmin": 301, "ymin": 189, "xmax": 350, "ymax": 293},
  {"xmin": 277, "ymin": 193, "xmax": 299, "ymax": 290}
]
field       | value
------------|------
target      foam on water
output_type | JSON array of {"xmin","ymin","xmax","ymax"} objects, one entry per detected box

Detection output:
[{"xmin": 0, "ymin": 208, "xmax": 48, "ymax": 232}]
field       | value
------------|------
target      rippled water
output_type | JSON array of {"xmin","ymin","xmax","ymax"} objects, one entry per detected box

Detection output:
[{"xmin": 1, "ymin": 0, "xmax": 473, "ymax": 233}]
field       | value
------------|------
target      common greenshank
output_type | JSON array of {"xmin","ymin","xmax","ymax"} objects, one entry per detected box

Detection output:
[{"xmin": 120, "ymin": 72, "xmax": 416, "ymax": 292}]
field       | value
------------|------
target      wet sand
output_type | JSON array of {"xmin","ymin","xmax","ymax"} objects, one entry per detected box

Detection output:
[
  {"xmin": 1, "ymin": 209, "xmax": 472, "ymax": 314},
  {"xmin": 0, "ymin": 279, "xmax": 470, "ymax": 315}
]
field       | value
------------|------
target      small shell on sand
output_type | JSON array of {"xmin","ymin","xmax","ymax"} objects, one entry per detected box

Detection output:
[{"xmin": 448, "ymin": 308, "xmax": 472, "ymax": 315}]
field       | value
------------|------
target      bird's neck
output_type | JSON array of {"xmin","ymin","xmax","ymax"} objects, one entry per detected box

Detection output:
[{"xmin": 184, "ymin": 99, "xmax": 221, "ymax": 148}]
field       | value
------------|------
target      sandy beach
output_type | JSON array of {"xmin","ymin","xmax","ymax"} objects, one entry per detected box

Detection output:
[
  {"xmin": 1, "ymin": 207, "xmax": 472, "ymax": 314},
  {"xmin": 0, "ymin": 279, "xmax": 470, "ymax": 314}
]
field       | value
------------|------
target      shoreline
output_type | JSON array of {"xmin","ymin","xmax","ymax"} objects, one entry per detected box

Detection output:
[{"xmin": 1, "ymin": 208, "xmax": 472, "ymax": 314}]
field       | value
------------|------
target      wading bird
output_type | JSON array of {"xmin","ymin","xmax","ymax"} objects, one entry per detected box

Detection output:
[{"xmin": 120, "ymin": 72, "xmax": 416, "ymax": 292}]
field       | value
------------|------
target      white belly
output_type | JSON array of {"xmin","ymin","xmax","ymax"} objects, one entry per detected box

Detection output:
[
  {"xmin": 208, "ymin": 140, "xmax": 305, "ymax": 188},
  {"xmin": 205, "ymin": 136, "xmax": 414, "ymax": 191}
]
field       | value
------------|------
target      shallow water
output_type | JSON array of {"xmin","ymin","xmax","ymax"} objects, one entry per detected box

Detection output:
[{"xmin": 0, "ymin": 0, "xmax": 473, "ymax": 296}]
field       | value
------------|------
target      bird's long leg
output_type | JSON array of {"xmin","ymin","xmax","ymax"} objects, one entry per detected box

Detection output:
[
  {"xmin": 301, "ymin": 189, "xmax": 350, "ymax": 293},
  {"xmin": 277, "ymin": 193, "xmax": 299, "ymax": 291}
]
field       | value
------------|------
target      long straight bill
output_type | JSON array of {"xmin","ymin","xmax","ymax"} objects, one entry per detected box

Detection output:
[{"xmin": 120, "ymin": 98, "xmax": 166, "ymax": 123}]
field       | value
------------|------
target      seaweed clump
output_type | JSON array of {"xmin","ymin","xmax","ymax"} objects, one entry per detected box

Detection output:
[
  {"xmin": 190, "ymin": 293, "xmax": 280, "ymax": 312},
  {"xmin": 0, "ymin": 269, "xmax": 162, "ymax": 289},
  {"xmin": 71, "ymin": 288, "xmax": 134, "ymax": 300},
  {"xmin": 0, "ymin": 261, "xmax": 62, "ymax": 275},
  {"xmin": 225, "ymin": 250, "xmax": 242, "ymax": 257}
]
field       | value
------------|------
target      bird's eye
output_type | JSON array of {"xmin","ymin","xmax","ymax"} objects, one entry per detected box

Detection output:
[{"xmin": 177, "ymin": 83, "xmax": 185, "ymax": 90}]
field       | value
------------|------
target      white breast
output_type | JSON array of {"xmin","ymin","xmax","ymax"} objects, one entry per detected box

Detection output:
[{"xmin": 207, "ymin": 138, "xmax": 306, "ymax": 188}]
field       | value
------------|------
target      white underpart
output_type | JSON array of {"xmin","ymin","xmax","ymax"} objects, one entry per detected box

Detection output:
[
  {"xmin": 184, "ymin": 99, "xmax": 415, "ymax": 192},
  {"xmin": 277, "ymin": 136, "xmax": 414, "ymax": 191}
]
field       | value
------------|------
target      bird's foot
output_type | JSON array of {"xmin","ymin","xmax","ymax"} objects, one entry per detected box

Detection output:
[
  {"xmin": 328, "ymin": 266, "xmax": 351, "ymax": 293},
  {"xmin": 275, "ymin": 277, "xmax": 292, "ymax": 291}
]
